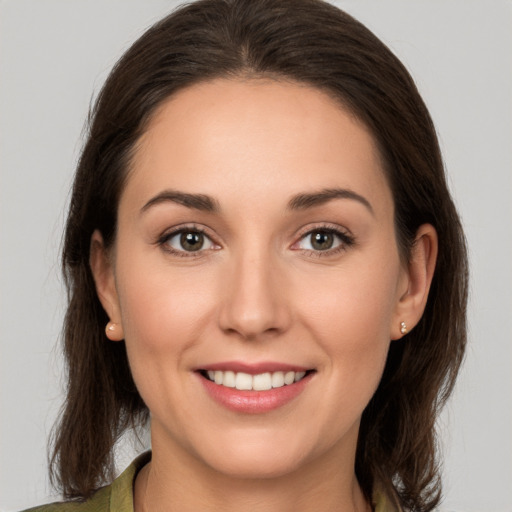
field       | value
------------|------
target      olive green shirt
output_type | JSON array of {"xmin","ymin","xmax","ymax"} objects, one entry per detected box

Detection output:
[{"xmin": 23, "ymin": 452, "xmax": 399, "ymax": 511}]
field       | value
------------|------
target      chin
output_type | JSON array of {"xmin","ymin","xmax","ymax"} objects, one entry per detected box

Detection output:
[
  {"xmin": 207, "ymin": 453, "xmax": 306, "ymax": 480},
  {"xmin": 192, "ymin": 429, "xmax": 319, "ymax": 480}
]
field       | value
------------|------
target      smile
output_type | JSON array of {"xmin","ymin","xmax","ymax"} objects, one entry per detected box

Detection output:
[
  {"xmin": 203, "ymin": 370, "xmax": 308, "ymax": 391},
  {"xmin": 196, "ymin": 365, "xmax": 315, "ymax": 413}
]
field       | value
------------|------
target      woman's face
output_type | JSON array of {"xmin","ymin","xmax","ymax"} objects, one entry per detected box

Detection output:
[{"xmin": 97, "ymin": 78, "xmax": 412, "ymax": 478}]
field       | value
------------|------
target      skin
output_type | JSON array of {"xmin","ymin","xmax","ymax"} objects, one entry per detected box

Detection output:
[{"xmin": 91, "ymin": 78, "xmax": 437, "ymax": 512}]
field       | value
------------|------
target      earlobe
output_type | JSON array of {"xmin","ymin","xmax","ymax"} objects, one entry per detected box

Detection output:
[
  {"xmin": 89, "ymin": 230, "xmax": 124, "ymax": 341},
  {"xmin": 392, "ymin": 224, "xmax": 438, "ymax": 340}
]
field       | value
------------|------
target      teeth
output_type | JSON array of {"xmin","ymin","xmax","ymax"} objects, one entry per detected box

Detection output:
[
  {"xmin": 253, "ymin": 372, "xmax": 272, "ymax": 391},
  {"xmin": 271, "ymin": 371, "xmax": 285, "ymax": 388},
  {"xmin": 294, "ymin": 371, "xmax": 306, "ymax": 382},
  {"xmin": 204, "ymin": 369, "xmax": 308, "ymax": 390},
  {"xmin": 284, "ymin": 371, "xmax": 295, "ymax": 385},
  {"xmin": 235, "ymin": 372, "xmax": 253, "ymax": 390},
  {"xmin": 223, "ymin": 370, "xmax": 236, "ymax": 388}
]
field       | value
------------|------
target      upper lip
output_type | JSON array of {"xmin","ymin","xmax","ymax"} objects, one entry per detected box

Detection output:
[{"xmin": 197, "ymin": 361, "xmax": 312, "ymax": 375}]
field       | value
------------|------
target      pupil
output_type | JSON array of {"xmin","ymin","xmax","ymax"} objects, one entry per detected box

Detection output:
[
  {"xmin": 311, "ymin": 231, "xmax": 333, "ymax": 250},
  {"xmin": 181, "ymin": 232, "xmax": 203, "ymax": 251}
]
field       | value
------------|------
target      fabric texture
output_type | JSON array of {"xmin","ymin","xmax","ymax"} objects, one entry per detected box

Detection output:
[
  {"xmin": 21, "ymin": 452, "xmax": 150, "ymax": 512},
  {"xmin": 22, "ymin": 451, "xmax": 399, "ymax": 511}
]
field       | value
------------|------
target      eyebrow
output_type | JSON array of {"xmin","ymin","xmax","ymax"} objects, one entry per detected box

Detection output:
[
  {"xmin": 140, "ymin": 187, "xmax": 373, "ymax": 216},
  {"xmin": 141, "ymin": 190, "xmax": 220, "ymax": 214},
  {"xmin": 287, "ymin": 188, "xmax": 374, "ymax": 215}
]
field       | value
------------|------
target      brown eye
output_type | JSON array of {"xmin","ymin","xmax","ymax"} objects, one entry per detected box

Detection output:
[
  {"xmin": 163, "ymin": 229, "xmax": 216, "ymax": 254},
  {"xmin": 293, "ymin": 227, "xmax": 353, "ymax": 255},
  {"xmin": 180, "ymin": 232, "xmax": 204, "ymax": 251},
  {"xmin": 310, "ymin": 231, "xmax": 334, "ymax": 251}
]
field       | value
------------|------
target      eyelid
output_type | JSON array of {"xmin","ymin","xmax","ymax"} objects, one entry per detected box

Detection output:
[
  {"xmin": 157, "ymin": 223, "xmax": 221, "ymax": 256},
  {"xmin": 291, "ymin": 223, "xmax": 355, "ymax": 254},
  {"xmin": 155, "ymin": 222, "xmax": 354, "ymax": 258}
]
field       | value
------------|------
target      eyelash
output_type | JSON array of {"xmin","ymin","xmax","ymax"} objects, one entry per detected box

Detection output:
[
  {"xmin": 157, "ymin": 224, "xmax": 217, "ymax": 258},
  {"xmin": 292, "ymin": 225, "xmax": 355, "ymax": 258},
  {"xmin": 156, "ymin": 224, "xmax": 355, "ymax": 258}
]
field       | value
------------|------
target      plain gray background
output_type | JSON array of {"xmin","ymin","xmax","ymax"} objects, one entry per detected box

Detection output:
[{"xmin": 1, "ymin": 1, "xmax": 511, "ymax": 510}]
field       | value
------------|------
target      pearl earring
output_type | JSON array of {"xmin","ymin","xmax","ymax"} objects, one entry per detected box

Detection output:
[
  {"xmin": 106, "ymin": 321, "xmax": 117, "ymax": 335},
  {"xmin": 400, "ymin": 321, "xmax": 408, "ymax": 335}
]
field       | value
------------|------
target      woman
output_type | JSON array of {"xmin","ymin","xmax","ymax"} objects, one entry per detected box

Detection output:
[{"xmin": 25, "ymin": 0, "xmax": 468, "ymax": 510}]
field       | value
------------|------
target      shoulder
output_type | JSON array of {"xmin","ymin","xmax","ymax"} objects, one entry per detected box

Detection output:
[
  {"xmin": 20, "ymin": 451, "xmax": 151, "ymax": 512},
  {"xmin": 20, "ymin": 485, "xmax": 111, "ymax": 512},
  {"xmin": 372, "ymin": 481, "xmax": 403, "ymax": 512}
]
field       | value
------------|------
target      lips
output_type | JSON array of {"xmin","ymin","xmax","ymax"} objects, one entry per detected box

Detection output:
[{"xmin": 196, "ymin": 362, "xmax": 315, "ymax": 413}]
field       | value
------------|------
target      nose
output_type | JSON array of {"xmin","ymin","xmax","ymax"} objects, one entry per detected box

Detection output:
[{"xmin": 218, "ymin": 249, "xmax": 291, "ymax": 341}]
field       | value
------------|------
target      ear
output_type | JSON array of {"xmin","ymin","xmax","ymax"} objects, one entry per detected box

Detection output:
[
  {"xmin": 391, "ymin": 224, "xmax": 438, "ymax": 340},
  {"xmin": 89, "ymin": 230, "xmax": 124, "ymax": 341}
]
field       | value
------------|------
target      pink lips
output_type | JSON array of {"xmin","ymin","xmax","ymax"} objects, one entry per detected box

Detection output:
[{"xmin": 196, "ymin": 361, "xmax": 314, "ymax": 414}]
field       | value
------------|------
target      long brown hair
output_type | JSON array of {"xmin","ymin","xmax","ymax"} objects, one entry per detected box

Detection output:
[{"xmin": 51, "ymin": 1, "xmax": 468, "ymax": 510}]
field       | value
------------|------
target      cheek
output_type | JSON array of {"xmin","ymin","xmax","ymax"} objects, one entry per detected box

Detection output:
[
  {"xmin": 114, "ymin": 252, "xmax": 218, "ymax": 370},
  {"xmin": 299, "ymin": 260, "xmax": 400, "ymax": 342},
  {"xmin": 294, "ymin": 253, "xmax": 400, "ymax": 388},
  {"xmin": 113, "ymin": 257, "xmax": 221, "ymax": 418}
]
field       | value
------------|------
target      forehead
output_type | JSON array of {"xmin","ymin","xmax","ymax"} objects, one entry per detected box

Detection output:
[{"xmin": 124, "ymin": 78, "xmax": 392, "ymax": 215}]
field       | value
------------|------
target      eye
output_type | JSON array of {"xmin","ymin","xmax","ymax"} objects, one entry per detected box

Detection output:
[
  {"xmin": 302, "ymin": 231, "xmax": 338, "ymax": 251},
  {"xmin": 294, "ymin": 227, "xmax": 354, "ymax": 254},
  {"xmin": 162, "ymin": 229, "xmax": 217, "ymax": 254}
]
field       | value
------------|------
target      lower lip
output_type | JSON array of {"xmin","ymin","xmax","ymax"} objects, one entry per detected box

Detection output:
[{"xmin": 197, "ymin": 372, "xmax": 313, "ymax": 414}]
